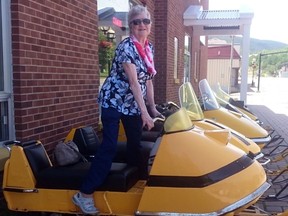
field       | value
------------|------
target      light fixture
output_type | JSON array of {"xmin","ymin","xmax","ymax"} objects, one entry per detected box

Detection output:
[
  {"xmin": 100, "ymin": 26, "xmax": 109, "ymax": 34},
  {"xmin": 106, "ymin": 27, "xmax": 116, "ymax": 41}
]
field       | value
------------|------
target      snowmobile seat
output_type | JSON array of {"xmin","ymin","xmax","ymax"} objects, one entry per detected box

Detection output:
[
  {"xmin": 22, "ymin": 140, "xmax": 139, "ymax": 191},
  {"xmin": 72, "ymin": 126, "xmax": 154, "ymax": 166}
]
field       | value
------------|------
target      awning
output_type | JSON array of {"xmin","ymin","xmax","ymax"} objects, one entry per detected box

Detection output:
[
  {"xmin": 183, "ymin": 5, "xmax": 254, "ymax": 103},
  {"xmin": 183, "ymin": 5, "xmax": 253, "ymax": 36}
]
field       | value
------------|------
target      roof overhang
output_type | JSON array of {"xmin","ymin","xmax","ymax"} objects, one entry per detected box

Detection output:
[
  {"xmin": 183, "ymin": 5, "xmax": 254, "ymax": 36},
  {"xmin": 183, "ymin": 5, "xmax": 254, "ymax": 103}
]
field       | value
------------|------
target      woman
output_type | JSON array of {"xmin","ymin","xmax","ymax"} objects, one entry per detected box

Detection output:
[{"xmin": 72, "ymin": 5, "xmax": 160, "ymax": 215}]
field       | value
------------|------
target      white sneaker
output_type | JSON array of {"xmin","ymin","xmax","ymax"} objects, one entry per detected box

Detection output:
[{"xmin": 72, "ymin": 192, "xmax": 99, "ymax": 215}]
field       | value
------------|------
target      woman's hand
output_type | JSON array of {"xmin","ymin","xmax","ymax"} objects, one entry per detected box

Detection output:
[{"xmin": 141, "ymin": 111, "xmax": 154, "ymax": 130}]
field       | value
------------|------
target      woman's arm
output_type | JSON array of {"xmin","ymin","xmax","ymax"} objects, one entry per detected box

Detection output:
[
  {"xmin": 123, "ymin": 62, "xmax": 154, "ymax": 130},
  {"xmin": 146, "ymin": 79, "xmax": 161, "ymax": 117}
]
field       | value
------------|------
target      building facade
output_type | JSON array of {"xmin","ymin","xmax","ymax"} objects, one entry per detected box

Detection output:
[{"xmin": 207, "ymin": 45, "xmax": 241, "ymax": 93}]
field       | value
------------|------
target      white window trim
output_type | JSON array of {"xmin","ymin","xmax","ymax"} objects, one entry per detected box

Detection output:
[
  {"xmin": 173, "ymin": 37, "xmax": 179, "ymax": 82},
  {"xmin": 1, "ymin": 0, "xmax": 15, "ymax": 144}
]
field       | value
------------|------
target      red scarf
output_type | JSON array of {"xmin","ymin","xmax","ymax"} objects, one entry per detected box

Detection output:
[{"xmin": 131, "ymin": 35, "xmax": 157, "ymax": 76}]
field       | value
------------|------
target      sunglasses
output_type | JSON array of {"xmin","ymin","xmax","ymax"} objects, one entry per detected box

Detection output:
[{"xmin": 130, "ymin": 18, "xmax": 151, "ymax": 26}]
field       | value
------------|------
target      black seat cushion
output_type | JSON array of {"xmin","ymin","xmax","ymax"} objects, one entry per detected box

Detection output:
[
  {"xmin": 141, "ymin": 121, "xmax": 163, "ymax": 142},
  {"xmin": 72, "ymin": 126, "xmax": 154, "ymax": 168},
  {"xmin": 141, "ymin": 131, "xmax": 161, "ymax": 142},
  {"xmin": 73, "ymin": 126, "xmax": 101, "ymax": 156},
  {"xmin": 24, "ymin": 143, "xmax": 52, "ymax": 174},
  {"xmin": 36, "ymin": 162, "xmax": 139, "ymax": 191},
  {"xmin": 23, "ymin": 141, "xmax": 139, "ymax": 192}
]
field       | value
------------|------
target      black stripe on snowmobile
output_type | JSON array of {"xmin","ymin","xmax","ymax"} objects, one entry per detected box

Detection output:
[{"xmin": 147, "ymin": 155, "xmax": 254, "ymax": 188}]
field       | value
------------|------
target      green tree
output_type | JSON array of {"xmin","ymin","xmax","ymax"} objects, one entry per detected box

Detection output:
[
  {"xmin": 249, "ymin": 48, "xmax": 288, "ymax": 77},
  {"xmin": 98, "ymin": 31, "xmax": 115, "ymax": 76}
]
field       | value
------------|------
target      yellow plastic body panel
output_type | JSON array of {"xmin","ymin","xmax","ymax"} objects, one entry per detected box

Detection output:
[
  {"xmin": 237, "ymin": 106, "xmax": 258, "ymax": 121},
  {"xmin": 150, "ymin": 130, "xmax": 245, "ymax": 175},
  {"xmin": 3, "ymin": 146, "xmax": 37, "ymax": 189},
  {"xmin": 4, "ymin": 187, "xmax": 142, "ymax": 215},
  {"xmin": 203, "ymin": 107, "xmax": 269, "ymax": 139},
  {"xmin": 64, "ymin": 127, "xmax": 77, "ymax": 142},
  {"xmin": 215, "ymin": 95, "xmax": 259, "ymax": 122},
  {"xmin": 194, "ymin": 121, "xmax": 261, "ymax": 155},
  {"xmin": 118, "ymin": 120, "xmax": 127, "ymax": 142},
  {"xmin": 137, "ymin": 131, "xmax": 267, "ymax": 214}
]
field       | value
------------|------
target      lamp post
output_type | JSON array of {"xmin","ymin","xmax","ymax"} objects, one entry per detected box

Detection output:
[
  {"xmin": 251, "ymin": 58, "xmax": 256, "ymax": 87},
  {"xmin": 257, "ymin": 54, "xmax": 262, "ymax": 92},
  {"xmin": 99, "ymin": 26, "xmax": 116, "ymax": 42},
  {"xmin": 100, "ymin": 26, "xmax": 109, "ymax": 34},
  {"xmin": 99, "ymin": 26, "xmax": 116, "ymax": 74},
  {"xmin": 106, "ymin": 27, "xmax": 116, "ymax": 41}
]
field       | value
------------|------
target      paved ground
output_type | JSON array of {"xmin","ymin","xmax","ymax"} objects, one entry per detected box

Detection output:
[{"xmin": 233, "ymin": 77, "xmax": 288, "ymax": 214}]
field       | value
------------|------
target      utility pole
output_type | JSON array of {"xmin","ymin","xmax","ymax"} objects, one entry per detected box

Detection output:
[
  {"xmin": 257, "ymin": 50, "xmax": 288, "ymax": 92},
  {"xmin": 257, "ymin": 54, "xmax": 262, "ymax": 92}
]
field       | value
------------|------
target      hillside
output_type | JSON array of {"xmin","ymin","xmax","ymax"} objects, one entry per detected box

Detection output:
[{"xmin": 208, "ymin": 36, "xmax": 288, "ymax": 53}]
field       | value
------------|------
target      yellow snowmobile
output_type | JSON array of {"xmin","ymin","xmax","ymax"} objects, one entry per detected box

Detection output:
[
  {"xmin": 199, "ymin": 79, "xmax": 271, "ymax": 148},
  {"xmin": 213, "ymin": 83, "xmax": 262, "ymax": 125},
  {"xmin": 177, "ymin": 82, "xmax": 266, "ymax": 163},
  {"xmin": 3, "ymin": 108, "xmax": 270, "ymax": 215}
]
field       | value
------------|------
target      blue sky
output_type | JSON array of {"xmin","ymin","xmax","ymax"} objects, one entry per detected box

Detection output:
[{"xmin": 98, "ymin": 0, "xmax": 288, "ymax": 44}]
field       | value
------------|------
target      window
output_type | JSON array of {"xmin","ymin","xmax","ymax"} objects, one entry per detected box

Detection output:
[
  {"xmin": 0, "ymin": 0, "xmax": 15, "ymax": 144},
  {"xmin": 0, "ymin": 101, "xmax": 8, "ymax": 141},
  {"xmin": 184, "ymin": 35, "xmax": 191, "ymax": 83},
  {"xmin": 173, "ymin": 37, "xmax": 178, "ymax": 81}
]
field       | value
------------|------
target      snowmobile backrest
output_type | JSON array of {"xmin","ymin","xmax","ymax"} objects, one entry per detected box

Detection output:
[
  {"xmin": 23, "ymin": 142, "xmax": 52, "ymax": 176},
  {"xmin": 73, "ymin": 126, "xmax": 101, "ymax": 156},
  {"xmin": 19, "ymin": 140, "xmax": 39, "ymax": 147}
]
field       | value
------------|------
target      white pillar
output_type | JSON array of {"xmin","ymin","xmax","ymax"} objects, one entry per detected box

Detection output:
[{"xmin": 240, "ymin": 24, "xmax": 251, "ymax": 103}]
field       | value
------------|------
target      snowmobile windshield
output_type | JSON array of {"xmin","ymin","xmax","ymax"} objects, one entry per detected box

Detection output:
[
  {"xmin": 179, "ymin": 82, "xmax": 204, "ymax": 120},
  {"xmin": 199, "ymin": 79, "xmax": 220, "ymax": 111},
  {"xmin": 214, "ymin": 83, "xmax": 232, "ymax": 103},
  {"xmin": 164, "ymin": 108, "xmax": 193, "ymax": 133}
]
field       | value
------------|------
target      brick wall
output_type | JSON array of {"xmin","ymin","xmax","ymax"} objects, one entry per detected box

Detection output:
[
  {"xmin": 11, "ymin": 0, "xmax": 99, "ymax": 154},
  {"xmin": 153, "ymin": 0, "xmax": 201, "ymax": 104},
  {"xmin": 153, "ymin": 0, "xmax": 168, "ymax": 104}
]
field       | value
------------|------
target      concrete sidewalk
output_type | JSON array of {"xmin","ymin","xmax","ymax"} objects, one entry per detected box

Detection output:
[{"xmin": 236, "ymin": 77, "xmax": 288, "ymax": 214}]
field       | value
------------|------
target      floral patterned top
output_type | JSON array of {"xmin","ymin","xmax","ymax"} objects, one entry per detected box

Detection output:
[{"xmin": 98, "ymin": 36, "xmax": 154, "ymax": 116}]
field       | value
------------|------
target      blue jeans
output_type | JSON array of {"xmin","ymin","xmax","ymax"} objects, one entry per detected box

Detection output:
[{"xmin": 80, "ymin": 107, "xmax": 143, "ymax": 194}]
